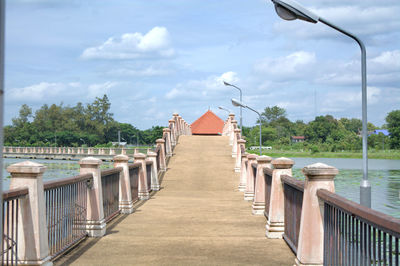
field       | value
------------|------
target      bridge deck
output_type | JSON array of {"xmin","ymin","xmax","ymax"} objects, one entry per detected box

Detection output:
[{"xmin": 56, "ymin": 136, "xmax": 294, "ymax": 265}]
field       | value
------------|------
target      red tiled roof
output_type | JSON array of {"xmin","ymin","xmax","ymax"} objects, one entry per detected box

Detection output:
[
  {"xmin": 291, "ymin": 136, "xmax": 305, "ymax": 140},
  {"xmin": 191, "ymin": 110, "xmax": 224, "ymax": 135}
]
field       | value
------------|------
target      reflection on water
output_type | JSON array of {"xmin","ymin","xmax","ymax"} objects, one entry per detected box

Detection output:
[
  {"xmin": 2, "ymin": 158, "xmax": 113, "ymax": 189},
  {"xmin": 292, "ymin": 157, "xmax": 400, "ymax": 218}
]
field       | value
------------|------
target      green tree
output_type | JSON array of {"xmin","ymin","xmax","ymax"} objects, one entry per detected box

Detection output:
[
  {"xmin": 386, "ymin": 110, "xmax": 400, "ymax": 148},
  {"xmin": 260, "ymin": 106, "xmax": 287, "ymax": 125}
]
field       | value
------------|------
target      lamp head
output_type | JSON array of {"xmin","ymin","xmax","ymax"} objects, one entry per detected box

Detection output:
[
  {"xmin": 231, "ymin": 98, "xmax": 245, "ymax": 108},
  {"xmin": 271, "ymin": 0, "xmax": 319, "ymax": 23},
  {"xmin": 223, "ymin": 81, "xmax": 232, "ymax": 86},
  {"xmin": 218, "ymin": 106, "xmax": 224, "ymax": 110}
]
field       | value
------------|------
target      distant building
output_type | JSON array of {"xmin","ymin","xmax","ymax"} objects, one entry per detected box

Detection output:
[
  {"xmin": 291, "ymin": 136, "xmax": 305, "ymax": 143},
  {"xmin": 191, "ymin": 110, "xmax": 224, "ymax": 135}
]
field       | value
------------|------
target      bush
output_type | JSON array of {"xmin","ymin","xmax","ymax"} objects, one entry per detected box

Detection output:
[{"xmin": 310, "ymin": 145, "xmax": 319, "ymax": 154}]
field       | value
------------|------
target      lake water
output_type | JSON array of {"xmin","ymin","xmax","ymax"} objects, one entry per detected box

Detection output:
[
  {"xmin": 291, "ymin": 157, "xmax": 400, "ymax": 218},
  {"xmin": 2, "ymin": 158, "xmax": 113, "ymax": 189},
  {"xmin": 2, "ymin": 157, "xmax": 400, "ymax": 218}
]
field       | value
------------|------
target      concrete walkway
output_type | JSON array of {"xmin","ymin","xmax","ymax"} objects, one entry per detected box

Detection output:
[{"xmin": 56, "ymin": 136, "xmax": 294, "ymax": 265}]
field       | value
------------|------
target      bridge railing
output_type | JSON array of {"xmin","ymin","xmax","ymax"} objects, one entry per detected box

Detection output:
[
  {"xmin": 101, "ymin": 168, "xmax": 122, "ymax": 223},
  {"xmin": 229, "ymin": 124, "xmax": 400, "ymax": 265},
  {"xmin": 318, "ymin": 189, "xmax": 400, "ymax": 265},
  {"xmin": 281, "ymin": 175, "xmax": 304, "ymax": 254},
  {"xmin": 2, "ymin": 113, "xmax": 192, "ymax": 264},
  {"xmin": 44, "ymin": 173, "xmax": 92, "ymax": 259},
  {"xmin": 1, "ymin": 187, "xmax": 28, "ymax": 265}
]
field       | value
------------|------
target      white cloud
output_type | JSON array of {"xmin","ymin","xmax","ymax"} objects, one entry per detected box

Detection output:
[
  {"xmin": 165, "ymin": 71, "xmax": 239, "ymax": 100},
  {"xmin": 88, "ymin": 81, "xmax": 118, "ymax": 98},
  {"xmin": 370, "ymin": 50, "xmax": 400, "ymax": 72},
  {"xmin": 254, "ymin": 51, "xmax": 316, "ymax": 81},
  {"xmin": 7, "ymin": 81, "xmax": 118, "ymax": 103},
  {"xmin": 81, "ymin": 27, "xmax": 174, "ymax": 60},
  {"xmin": 315, "ymin": 50, "xmax": 400, "ymax": 86},
  {"xmin": 108, "ymin": 66, "xmax": 171, "ymax": 77},
  {"xmin": 7, "ymin": 82, "xmax": 68, "ymax": 102}
]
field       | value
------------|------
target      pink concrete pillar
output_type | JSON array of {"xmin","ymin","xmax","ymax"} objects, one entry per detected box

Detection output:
[
  {"xmin": 227, "ymin": 113, "xmax": 235, "ymax": 137},
  {"xmin": 252, "ymin": 155, "xmax": 272, "ymax": 215},
  {"xmin": 177, "ymin": 116, "xmax": 183, "ymax": 136},
  {"xmin": 110, "ymin": 148, "xmax": 115, "ymax": 155},
  {"xmin": 230, "ymin": 120, "xmax": 237, "ymax": 146},
  {"xmin": 265, "ymin": 157, "xmax": 294, "ymax": 238},
  {"xmin": 244, "ymin": 154, "xmax": 258, "ymax": 201},
  {"xmin": 114, "ymin": 154, "xmax": 135, "ymax": 214},
  {"xmin": 134, "ymin": 153, "xmax": 149, "ymax": 200},
  {"xmin": 156, "ymin": 139, "xmax": 167, "ymax": 172},
  {"xmin": 232, "ymin": 129, "xmax": 241, "ymax": 158},
  {"xmin": 172, "ymin": 113, "xmax": 179, "ymax": 138},
  {"xmin": 296, "ymin": 163, "xmax": 338, "ymax": 266},
  {"xmin": 168, "ymin": 119, "xmax": 177, "ymax": 147},
  {"xmin": 235, "ymin": 139, "xmax": 246, "ymax": 172},
  {"xmin": 163, "ymin": 128, "xmax": 172, "ymax": 157},
  {"xmin": 7, "ymin": 161, "xmax": 52, "ymax": 265},
  {"xmin": 121, "ymin": 148, "xmax": 126, "ymax": 155},
  {"xmin": 79, "ymin": 157, "xmax": 106, "ymax": 237},
  {"xmin": 238, "ymin": 151, "xmax": 248, "ymax": 192},
  {"xmin": 146, "ymin": 151, "xmax": 160, "ymax": 191}
]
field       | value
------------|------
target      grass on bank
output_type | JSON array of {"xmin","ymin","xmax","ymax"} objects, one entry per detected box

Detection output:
[{"xmin": 247, "ymin": 149, "xmax": 400, "ymax": 160}]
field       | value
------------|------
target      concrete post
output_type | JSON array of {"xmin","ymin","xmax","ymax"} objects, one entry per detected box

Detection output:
[
  {"xmin": 113, "ymin": 154, "xmax": 134, "ymax": 214},
  {"xmin": 227, "ymin": 113, "xmax": 235, "ymax": 136},
  {"xmin": 146, "ymin": 151, "xmax": 160, "ymax": 191},
  {"xmin": 156, "ymin": 139, "xmax": 167, "ymax": 172},
  {"xmin": 134, "ymin": 153, "xmax": 149, "ymax": 200},
  {"xmin": 295, "ymin": 163, "xmax": 338, "ymax": 266},
  {"xmin": 178, "ymin": 116, "xmax": 183, "ymax": 136},
  {"xmin": 232, "ymin": 128, "xmax": 241, "ymax": 158},
  {"xmin": 7, "ymin": 161, "xmax": 52, "ymax": 265},
  {"xmin": 235, "ymin": 139, "xmax": 246, "ymax": 172},
  {"xmin": 265, "ymin": 157, "xmax": 294, "ymax": 238},
  {"xmin": 169, "ymin": 119, "xmax": 176, "ymax": 147},
  {"xmin": 163, "ymin": 128, "xmax": 172, "ymax": 157},
  {"xmin": 252, "ymin": 155, "xmax": 272, "ymax": 215},
  {"xmin": 79, "ymin": 157, "xmax": 106, "ymax": 237},
  {"xmin": 244, "ymin": 154, "xmax": 258, "ymax": 201},
  {"xmin": 238, "ymin": 152, "xmax": 248, "ymax": 192},
  {"xmin": 230, "ymin": 120, "xmax": 237, "ymax": 146},
  {"xmin": 172, "ymin": 113, "xmax": 179, "ymax": 138}
]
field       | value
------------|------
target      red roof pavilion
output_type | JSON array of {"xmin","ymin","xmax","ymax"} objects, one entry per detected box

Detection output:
[{"xmin": 191, "ymin": 110, "xmax": 224, "ymax": 135}]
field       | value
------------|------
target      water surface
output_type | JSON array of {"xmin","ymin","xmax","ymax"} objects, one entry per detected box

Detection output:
[{"xmin": 291, "ymin": 157, "xmax": 400, "ymax": 218}]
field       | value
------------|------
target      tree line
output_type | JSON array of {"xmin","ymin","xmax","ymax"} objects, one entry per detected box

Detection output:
[
  {"xmin": 242, "ymin": 106, "xmax": 400, "ymax": 152},
  {"xmin": 4, "ymin": 95, "xmax": 164, "ymax": 147}
]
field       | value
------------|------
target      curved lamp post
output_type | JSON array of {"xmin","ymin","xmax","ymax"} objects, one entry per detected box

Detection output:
[
  {"xmin": 218, "ymin": 106, "xmax": 232, "ymax": 114},
  {"xmin": 270, "ymin": 0, "xmax": 370, "ymax": 207},
  {"xmin": 224, "ymin": 81, "xmax": 243, "ymax": 134},
  {"xmin": 232, "ymin": 98, "xmax": 262, "ymax": 156}
]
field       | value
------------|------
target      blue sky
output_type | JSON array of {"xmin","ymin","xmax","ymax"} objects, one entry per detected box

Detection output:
[{"xmin": 4, "ymin": 0, "xmax": 400, "ymax": 129}]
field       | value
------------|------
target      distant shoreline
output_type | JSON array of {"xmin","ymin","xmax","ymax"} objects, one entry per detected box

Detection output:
[{"xmin": 248, "ymin": 150, "xmax": 400, "ymax": 160}]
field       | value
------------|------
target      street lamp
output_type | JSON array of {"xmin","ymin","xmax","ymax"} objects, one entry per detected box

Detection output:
[
  {"xmin": 79, "ymin": 138, "xmax": 86, "ymax": 146},
  {"xmin": 270, "ymin": 0, "xmax": 370, "ymax": 207},
  {"xmin": 218, "ymin": 106, "xmax": 232, "ymax": 114},
  {"xmin": 231, "ymin": 98, "xmax": 262, "ymax": 156},
  {"xmin": 224, "ymin": 81, "xmax": 243, "ymax": 134}
]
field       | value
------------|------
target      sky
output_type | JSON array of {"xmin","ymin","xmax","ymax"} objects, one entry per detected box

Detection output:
[{"xmin": 4, "ymin": 0, "xmax": 400, "ymax": 129}]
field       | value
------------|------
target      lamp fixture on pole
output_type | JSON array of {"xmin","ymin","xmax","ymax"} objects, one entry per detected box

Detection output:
[
  {"xmin": 224, "ymin": 81, "xmax": 243, "ymax": 134},
  {"xmin": 231, "ymin": 98, "xmax": 262, "ymax": 156},
  {"xmin": 270, "ymin": 0, "xmax": 370, "ymax": 207}
]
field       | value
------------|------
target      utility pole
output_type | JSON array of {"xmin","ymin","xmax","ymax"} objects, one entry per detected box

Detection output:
[
  {"xmin": 118, "ymin": 130, "xmax": 121, "ymax": 147},
  {"xmin": 0, "ymin": 0, "xmax": 6, "ymax": 252}
]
